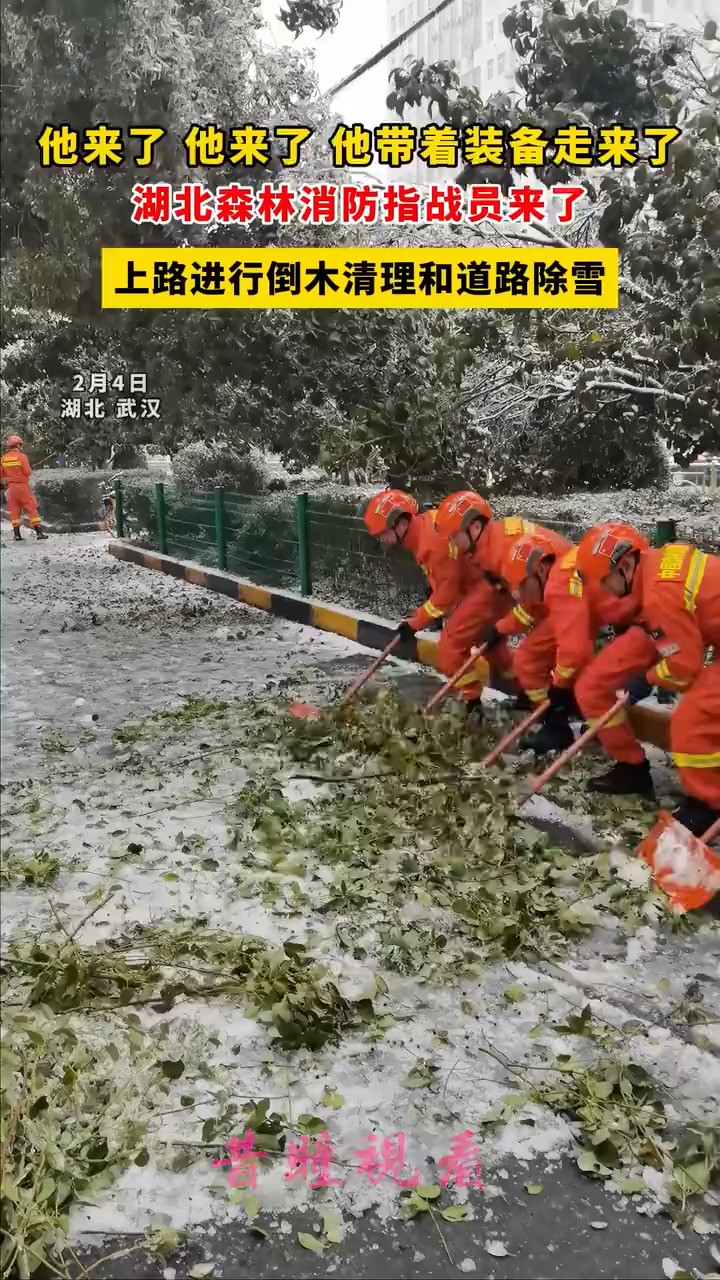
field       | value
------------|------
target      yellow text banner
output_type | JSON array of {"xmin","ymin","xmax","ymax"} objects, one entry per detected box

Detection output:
[{"xmin": 102, "ymin": 246, "xmax": 619, "ymax": 310}]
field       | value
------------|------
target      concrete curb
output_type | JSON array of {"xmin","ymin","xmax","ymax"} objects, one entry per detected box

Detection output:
[{"xmin": 107, "ymin": 539, "xmax": 672, "ymax": 750}]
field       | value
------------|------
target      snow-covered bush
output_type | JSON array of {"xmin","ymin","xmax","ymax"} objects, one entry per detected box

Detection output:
[
  {"xmin": 491, "ymin": 488, "xmax": 719, "ymax": 552},
  {"xmin": 28, "ymin": 468, "xmax": 157, "ymax": 532},
  {"xmin": 118, "ymin": 471, "xmax": 160, "ymax": 541},
  {"xmin": 172, "ymin": 442, "xmax": 267, "ymax": 497},
  {"xmin": 29, "ymin": 468, "xmax": 112, "ymax": 527}
]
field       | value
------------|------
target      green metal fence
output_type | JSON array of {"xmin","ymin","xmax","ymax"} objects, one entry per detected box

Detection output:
[{"xmin": 113, "ymin": 480, "xmax": 704, "ymax": 616}]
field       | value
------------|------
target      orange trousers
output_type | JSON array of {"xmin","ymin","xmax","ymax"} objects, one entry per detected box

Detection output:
[
  {"xmin": 576, "ymin": 631, "xmax": 720, "ymax": 807},
  {"xmin": 574, "ymin": 628, "xmax": 656, "ymax": 765},
  {"xmin": 512, "ymin": 617, "xmax": 558, "ymax": 703},
  {"xmin": 437, "ymin": 581, "xmax": 512, "ymax": 700},
  {"xmin": 5, "ymin": 483, "xmax": 40, "ymax": 528},
  {"xmin": 669, "ymin": 655, "xmax": 720, "ymax": 807}
]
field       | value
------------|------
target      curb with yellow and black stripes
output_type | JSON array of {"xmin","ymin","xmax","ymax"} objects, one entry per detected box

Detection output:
[{"xmin": 108, "ymin": 540, "xmax": 672, "ymax": 750}]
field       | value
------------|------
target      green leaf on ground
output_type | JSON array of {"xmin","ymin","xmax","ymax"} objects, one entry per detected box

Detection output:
[{"xmin": 298, "ymin": 1231, "xmax": 324, "ymax": 1253}]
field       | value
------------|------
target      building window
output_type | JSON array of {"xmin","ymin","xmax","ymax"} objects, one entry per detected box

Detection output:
[
  {"xmin": 391, "ymin": 15, "xmax": 397, "ymax": 34},
  {"xmin": 497, "ymin": 52, "xmax": 505, "ymax": 75},
  {"xmin": 487, "ymin": 58, "xmax": 494, "ymax": 79},
  {"xmin": 641, "ymin": 0, "xmax": 653, "ymax": 12},
  {"xmin": 487, "ymin": 19, "xmax": 494, "ymax": 41}
]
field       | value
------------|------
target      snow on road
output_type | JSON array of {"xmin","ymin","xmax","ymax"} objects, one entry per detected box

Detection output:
[
  {"xmin": 1, "ymin": 532, "xmax": 718, "ymax": 1273},
  {"xmin": 0, "ymin": 532, "xmax": 366, "ymax": 771}
]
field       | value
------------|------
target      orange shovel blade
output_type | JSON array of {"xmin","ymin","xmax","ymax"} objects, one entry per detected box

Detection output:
[
  {"xmin": 289, "ymin": 700, "xmax": 323, "ymax": 721},
  {"xmin": 637, "ymin": 810, "xmax": 720, "ymax": 912}
]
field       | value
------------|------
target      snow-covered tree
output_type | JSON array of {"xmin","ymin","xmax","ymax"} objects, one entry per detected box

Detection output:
[{"xmin": 385, "ymin": 1, "xmax": 720, "ymax": 466}]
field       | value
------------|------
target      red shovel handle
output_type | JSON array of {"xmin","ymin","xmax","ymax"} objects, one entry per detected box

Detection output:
[
  {"xmin": 518, "ymin": 694, "xmax": 629, "ymax": 807},
  {"xmin": 422, "ymin": 644, "xmax": 489, "ymax": 718},
  {"xmin": 479, "ymin": 698, "xmax": 551, "ymax": 769},
  {"xmin": 342, "ymin": 635, "xmax": 401, "ymax": 706},
  {"xmin": 703, "ymin": 816, "xmax": 720, "ymax": 845}
]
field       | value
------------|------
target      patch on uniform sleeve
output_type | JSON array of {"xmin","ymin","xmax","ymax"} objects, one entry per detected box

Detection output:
[
  {"xmin": 657, "ymin": 641, "xmax": 680, "ymax": 658},
  {"xmin": 657, "ymin": 544, "xmax": 689, "ymax": 580}
]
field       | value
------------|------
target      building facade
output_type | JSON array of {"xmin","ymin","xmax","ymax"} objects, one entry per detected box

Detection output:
[{"xmin": 387, "ymin": 0, "xmax": 519, "ymax": 100}]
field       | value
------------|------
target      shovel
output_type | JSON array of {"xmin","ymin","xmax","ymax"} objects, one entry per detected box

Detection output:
[
  {"xmin": 479, "ymin": 698, "xmax": 551, "ymax": 768},
  {"xmin": 517, "ymin": 694, "xmax": 630, "ymax": 807},
  {"xmin": 637, "ymin": 811, "xmax": 720, "ymax": 912},
  {"xmin": 290, "ymin": 635, "xmax": 402, "ymax": 721},
  {"xmin": 422, "ymin": 644, "xmax": 489, "ymax": 719}
]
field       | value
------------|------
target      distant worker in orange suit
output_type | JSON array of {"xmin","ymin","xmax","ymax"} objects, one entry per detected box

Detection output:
[
  {"xmin": 575, "ymin": 522, "xmax": 720, "ymax": 835},
  {"xmin": 433, "ymin": 491, "xmax": 571, "ymax": 722},
  {"xmin": 1, "ymin": 436, "xmax": 48, "ymax": 541},
  {"xmin": 496, "ymin": 531, "xmax": 639, "ymax": 755},
  {"xmin": 363, "ymin": 489, "xmax": 475, "ymax": 651}
]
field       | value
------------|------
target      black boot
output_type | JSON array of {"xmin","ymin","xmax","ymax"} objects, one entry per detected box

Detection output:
[
  {"xmin": 13, "ymin": 527, "xmax": 22, "ymax": 541},
  {"xmin": 655, "ymin": 687, "xmax": 676, "ymax": 706},
  {"xmin": 588, "ymin": 758, "xmax": 655, "ymax": 797},
  {"xmin": 35, "ymin": 525, "xmax": 48, "ymax": 540},
  {"xmin": 510, "ymin": 691, "xmax": 534, "ymax": 712},
  {"xmin": 521, "ymin": 713, "xmax": 575, "ymax": 756},
  {"xmin": 672, "ymin": 797, "xmax": 720, "ymax": 840}
]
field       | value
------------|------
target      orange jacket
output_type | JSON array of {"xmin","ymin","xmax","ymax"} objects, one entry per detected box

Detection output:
[
  {"xmin": 497, "ymin": 545, "xmax": 638, "ymax": 687},
  {"xmin": 634, "ymin": 544, "xmax": 720, "ymax": 691},
  {"xmin": 0, "ymin": 448, "xmax": 32, "ymax": 485},
  {"xmin": 404, "ymin": 509, "xmax": 478, "ymax": 630}
]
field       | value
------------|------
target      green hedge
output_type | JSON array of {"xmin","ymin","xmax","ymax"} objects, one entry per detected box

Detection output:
[
  {"xmin": 30, "ymin": 468, "xmax": 156, "ymax": 534},
  {"xmin": 138, "ymin": 487, "xmax": 427, "ymax": 615}
]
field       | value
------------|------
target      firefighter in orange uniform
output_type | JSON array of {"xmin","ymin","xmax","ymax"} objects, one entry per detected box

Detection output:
[
  {"xmin": 433, "ymin": 491, "xmax": 571, "ymax": 720},
  {"xmin": 1, "ymin": 436, "xmax": 48, "ymax": 540},
  {"xmin": 363, "ymin": 489, "xmax": 469, "ymax": 652},
  {"xmin": 575, "ymin": 522, "xmax": 720, "ymax": 834},
  {"xmin": 496, "ymin": 531, "xmax": 640, "ymax": 754}
]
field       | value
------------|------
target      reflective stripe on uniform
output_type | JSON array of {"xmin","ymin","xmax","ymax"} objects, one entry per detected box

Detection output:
[
  {"xmin": 671, "ymin": 750, "xmax": 720, "ymax": 769},
  {"xmin": 589, "ymin": 708, "xmax": 627, "ymax": 729},
  {"xmin": 513, "ymin": 603, "xmax": 534, "ymax": 627},
  {"xmin": 422, "ymin": 599, "xmax": 444, "ymax": 619},
  {"xmin": 528, "ymin": 687, "xmax": 549, "ymax": 703},
  {"xmin": 653, "ymin": 659, "xmax": 691, "ymax": 689},
  {"xmin": 455, "ymin": 672, "xmax": 483, "ymax": 690},
  {"xmin": 554, "ymin": 665, "xmax": 575, "ymax": 680},
  {"xmin": 455, "ymin": 658, "xmax": 490, "ymax": 689},
  {"xmin": 568, "ymin": 570, "xmax": 583, "ymax": 598},
  {"xmin": 502, "ymin": 517, "xmax": 534, "ymax": 537},
  {"xmin": 683, "ymin": 549, "xmax": 708, "ymax": 614}
]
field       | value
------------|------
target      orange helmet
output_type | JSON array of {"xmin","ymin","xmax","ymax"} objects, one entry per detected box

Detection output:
[
  {"xmin": 501, "ymin": 531, "xmax": 560, "ymax": 591},
  {"xmin": 6, "ymin": 435, "xmax": 22, "ymax": 448},
  {"xmin": 576, "ymin": 522, "xmax": 649, "ymax": 583},
  {"xmin": 435, "ymin": 490, "xmax": 492, "ymax": 539},
  {"xmin": 363, "ymin": 489, "xmax": 418, "ymax": 537}
]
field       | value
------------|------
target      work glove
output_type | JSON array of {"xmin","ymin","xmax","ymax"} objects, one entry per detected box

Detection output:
[
  {"xmin": 547, "ymin": 685, "xmax": 576, "ymax": 715},
  {"xmin": 393, "ymin": 620, "xmax": 417, "ymax": 655},
  {"xmin": 625, "ymin": 675, "xmax": 652, "ymax": 705},
  {"xmin": 478, "ymin": 625, "xmax": 503, "ymax": 652}
]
